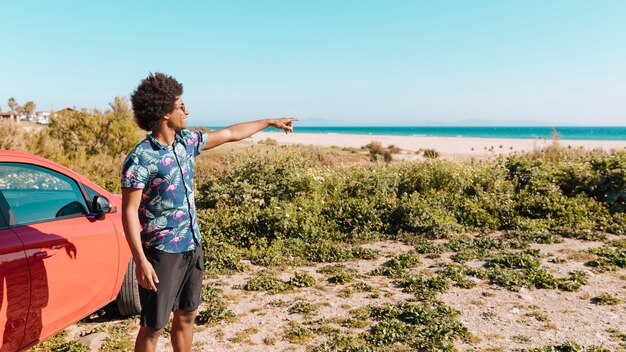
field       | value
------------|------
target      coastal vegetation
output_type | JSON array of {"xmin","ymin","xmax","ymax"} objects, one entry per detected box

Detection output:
[{"xmin": 2, "ymin": 99, "xmax": 625, "ymax": 351}]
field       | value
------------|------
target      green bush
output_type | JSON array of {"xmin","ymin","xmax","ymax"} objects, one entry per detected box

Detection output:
[
  {"xmin": 587, "ymin": 245, "xmax": 626, "ymax": 272},
  {"xmin": 397, "ymin": 160, "xmax": 471, "ymax": 195},
  {"xmin": 398, "ymin": 274, "xmax": 450, "ymax": 299},
  {"xmin": 201, "ymin": 238, "xmax": 247, "ymax": 275},
  {"xmin": 591, "ymin": 293, "xmax": 621, "ymax": 305},
  {"xmin": 201, "ymin": 285, "xmax": 224, "ymax": 303},
  {"xmin": 370, "ymin": 253, "xmax": 421, "ymax": 277},
  {"xmin": 196, "ymin": 302, "xmax": 236, "ymax": 325},
  {"xmin": 520, "ymin": 341, "xmax": 611, "ymax": 352},
  {"xmin": 364, "ymin": 302, "xmax": 469, "ymax": 350},
  {"xmin": 190, "ymin": 147, "xmax": 625, "ymax": 268},
  {"xmin": 197, "ymin": 150, "xmax": 316, "ymax": 209},
  {"xmin": 242, "ymin": 272, "xmax": 289, "ymax": 293},
  {"xmin": 421, "ymin": 148, "xmax": 440, "ymax": 159},
  {"xmin": 397, "ymin": 192, "xmax": 462, "ymax": 238},
  {"xmin": 28, "ymin": 330, "xmax": 89, "ymax": 352},
  {"xmin": 328, "ymin": 272, "xmax": 356, "ymax": 284},
  {"xmin": 288, "ymin": 301, "xmax": 316, "ymax": 314},
  {"xmin": 288, "ymin": 271, "xmax": 316, "ymax": 288}
]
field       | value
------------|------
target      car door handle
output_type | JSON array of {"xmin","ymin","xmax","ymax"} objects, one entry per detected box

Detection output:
[{"xmin": 34, "ymin": 250, "xmax": 59, "ymax": 259}]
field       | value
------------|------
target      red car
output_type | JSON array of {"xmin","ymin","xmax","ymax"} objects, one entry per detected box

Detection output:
[{"xmin": 0, "ymin": 150, "xmax": 140, "ymax": 351}]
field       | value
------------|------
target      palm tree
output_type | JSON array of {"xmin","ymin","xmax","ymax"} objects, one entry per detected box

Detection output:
[
  {"xmin": 23, "ymin": 101, "xmax": 36, "ymax": 120},
  {"xmin": 8, "ymin": 97, "xmax": 17, "ymax": 122}
]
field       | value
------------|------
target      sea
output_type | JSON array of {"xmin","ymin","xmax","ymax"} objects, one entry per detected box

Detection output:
[{"xmin": 204, "ymin": 126, "xmax": 626, "ymax": 141}]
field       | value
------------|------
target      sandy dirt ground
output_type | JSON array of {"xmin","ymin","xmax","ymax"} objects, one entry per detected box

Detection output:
[
  {"xmin": 191, "ymin": 239, "xmax": 625, "ymax": 352},
  {"xmin": 67, "ymin": 237, "xmax": 626, "ymax": 351}
]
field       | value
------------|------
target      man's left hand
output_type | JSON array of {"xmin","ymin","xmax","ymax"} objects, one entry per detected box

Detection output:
[{"xmin": 269, "ymin": 118, "xmax": 298, "ymax": 134}]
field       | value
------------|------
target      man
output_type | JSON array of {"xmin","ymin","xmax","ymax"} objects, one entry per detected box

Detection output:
[{"xmin": 121, "ymin": 72, "xmax": 296, "ymax": 352}]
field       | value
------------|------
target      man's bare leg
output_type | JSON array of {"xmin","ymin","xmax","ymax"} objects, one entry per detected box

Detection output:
[
  {"xmin": 135, "ymin": 326, "xmax": 163, "ymax": 352},
  {"xmin": 171, "ymin": 310, "xmax": 197, "ymax": 352}
]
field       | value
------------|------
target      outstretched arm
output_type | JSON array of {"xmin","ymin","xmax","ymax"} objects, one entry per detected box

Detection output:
[{"xmin": 203, "ymin": 118, "xmax": 297, "ymax": 150}]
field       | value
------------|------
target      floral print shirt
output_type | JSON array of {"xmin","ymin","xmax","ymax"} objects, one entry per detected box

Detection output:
[{"xmin": 121, "ymin": 129, "xmax": 208, "ymax": 253}]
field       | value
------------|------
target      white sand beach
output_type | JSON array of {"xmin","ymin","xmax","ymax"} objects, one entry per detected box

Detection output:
[{"xmin": 248, "ymin": 131, "xmax": 626, "ymax": 158}]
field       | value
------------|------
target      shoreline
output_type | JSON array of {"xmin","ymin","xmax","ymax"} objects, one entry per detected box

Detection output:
[{"xmin": 247, "ymin": 131, "xmax": 626, "ymax": 158}]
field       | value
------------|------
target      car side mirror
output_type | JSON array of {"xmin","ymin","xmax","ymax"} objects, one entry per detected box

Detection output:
[{"xmin": 92, "ymin": 196, "xmax": 113, "ymax": 219}]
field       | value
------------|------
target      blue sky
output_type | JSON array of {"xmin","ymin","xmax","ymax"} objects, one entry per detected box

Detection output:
[{"xmin": 1, "ymin": 1, "xmax": 625, "ymax": 126}]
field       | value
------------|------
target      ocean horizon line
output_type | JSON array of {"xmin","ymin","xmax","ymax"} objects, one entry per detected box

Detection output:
[{"xmin": 194, "ymin": 126, "xmax": 626, "ymax": 141}]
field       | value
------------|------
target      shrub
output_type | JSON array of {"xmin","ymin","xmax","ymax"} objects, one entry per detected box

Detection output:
[
  {"xmin": 192, "ymin": 147, "xmax": 624, "ymax": 263},
  {"xmin": 396, "ymin": 192, "xmax": 462, "ymax": 239},
  {"xmin": 364, "ymin": 302, "xmax": 469, "ymax": 350},
  {"xmin": 365, "ymin": 319, "xmax": 413, "ymax": 346},
  {"xmin": 363, "ymin": 141, "xmax": 392, "ymax": 162},
  {"xmin": 370, "ymin": 253, "xmax": 421, "ymax": 277},
  {"xmin": 29, "ymin": 330, "xmax": 90, "ymax": 352},
  {"xmin": 46, "ymin": 97, "xmax": 141, "ymax": 160},
  {"xmin": 201, "ymin": 238, "xmax": 247, "ymax": 275},
  {"xmin": 321, "ymin": 196, "xmax": 386, "ymax": 241},
  {"xmin": 487, "ymin": 249, "xmax": 542, "ymax": 270},
  {"xmin": 422, "ymin": 148, "xmax": 440, "ymax": 159},
  {"xmin": 288, "ymin": 272, "xmax": 316, "ymax": 288},
  {"xmin": 258, "ymin": 138, "xmax": 277, "ymax": 145},
  {"xmin": 387, "ymin": 144, "xmax": 401, "ymax": 154},
  {"xmin": 397, "ymin": 160, "xmax": 469, "ymax": 194},
  {"xmin": 398, "ymin": 274, "xmax": 450, "ymax": 299},
  {"xmin": 587, "ymin": 152, "xmax": 626, "ymax": 213},
  {"xmin": 328, "ymin": 272, "xmax": 356, "ymax": 284},
  {"xmin": 196, "ymin": 302, "xmax": 236, "ymax": 325},
  {"xmin": 448, "ymin": 235, "xmax": 518, "ymax": 263},
  {"xmin": 201, "ymin": 285, "xmax": 224, "ymax": 303},
  {"xmin": 283, "ymin": 322, "xmax": 313, "ymax": 343},
  {"xmin": 288, "ymin": 301, "xmax": 316, "ymax": 314},
  {"xmin": 587, "ymin": 245, "xmax": 626, "ymax": 272},
  {"xmin": 314, "ymin": 336, "xmax": 374, "ymax": 352},
  {"xmin": 0, "ymin": 120, "xmax": 32, "ymax": 151},
  {"xmin": 441, "ymin": 264, "xmax": 481, "ymax": 289},
  {"xmin": 242, "ymin": 272, "xmax": 289, "ymax": 293},
  {"xmin": 197, "ymin": 150, "xmax": 316, "ymax": 209},
  {"xmin": 591, "ymin": 293, "xmax": 621, "ymax": 305},
  {"xmin": 246, "ymin": 238, "xmax": 290, "ymax": 267},
  {"xmin": 520, "ymin": 341, "xmax": 611, "ymax": 352}
]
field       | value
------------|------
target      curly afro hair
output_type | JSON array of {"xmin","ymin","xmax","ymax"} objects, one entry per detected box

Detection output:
[{"xmin": 130, "ymin": 73, "xmax": 183, "ymax": 131}]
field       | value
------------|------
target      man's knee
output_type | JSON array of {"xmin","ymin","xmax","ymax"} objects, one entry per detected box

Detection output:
[
  {"xmin": 173, "ymin": 310, "xmax": 197, "ymax": 325},
  {"xmin": 138, "ymin": 326, "xmax": 164, "ymax": 339}
]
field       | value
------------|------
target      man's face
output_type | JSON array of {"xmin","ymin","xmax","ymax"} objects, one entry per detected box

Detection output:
[{"xmin": 168, "ymin": 96, "xmax": 188, "ymax": 131}]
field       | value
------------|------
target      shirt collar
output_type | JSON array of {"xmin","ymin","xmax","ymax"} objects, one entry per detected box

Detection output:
[{"xmin": 147, "ymin": 132, "xmax": 184, "ymax": 150}]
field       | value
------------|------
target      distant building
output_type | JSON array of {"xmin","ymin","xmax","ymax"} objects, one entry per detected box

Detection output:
[
  {"xmin": 1, "ymin": 107, "xmax": 76, "ymax": 125},
  {"xmin": 55, "ymin": 107, "xmax": 77, "ymax": 114},
  {"xmin": 36, "ymin": 111, "xmax": 51, "ymax": 125},
  {"xmin": 0, "ymin": 112, "xmax": 15, "ymax": 121}
]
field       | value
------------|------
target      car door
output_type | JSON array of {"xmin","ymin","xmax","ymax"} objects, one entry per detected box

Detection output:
[
  {"xmin": 0, "ymin": 163, "xmax": 118, "ymax": 347},
  {"xmin": 0, "ymin": 193, "xmax": 30, "ymax": 352}
]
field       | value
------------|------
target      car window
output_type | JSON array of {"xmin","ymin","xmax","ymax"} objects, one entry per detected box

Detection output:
[{"xmin": 0, "ymin": 163, "xmax": 88, "ymax": 225}]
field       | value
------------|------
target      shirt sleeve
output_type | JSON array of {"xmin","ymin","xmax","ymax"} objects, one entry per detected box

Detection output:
[
  {"xmin": 193, "ymin": 130, "xmax": 209, "ymax": 156},
  {"xmin": 121, "ymin": 153, "xmax": 149, "ymax": 189}
]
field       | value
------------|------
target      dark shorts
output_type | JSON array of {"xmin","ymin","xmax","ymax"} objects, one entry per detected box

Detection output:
[{"xmin": 139, "ymin": 246, "xmax": 204, "ymax": 330}]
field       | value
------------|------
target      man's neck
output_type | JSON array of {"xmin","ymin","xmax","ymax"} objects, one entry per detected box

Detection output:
[{"xmin": 151, "ymin": 125, "xmax": 177, "ymax": 146}]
